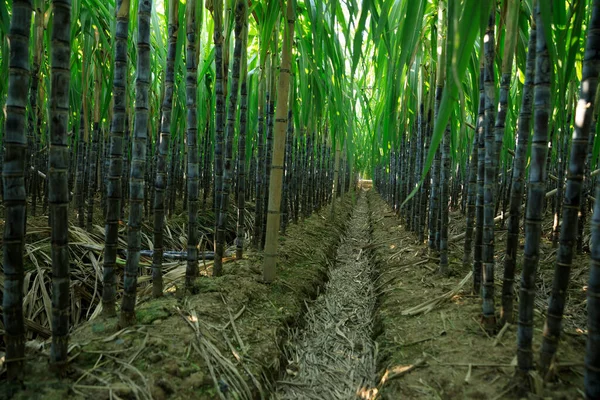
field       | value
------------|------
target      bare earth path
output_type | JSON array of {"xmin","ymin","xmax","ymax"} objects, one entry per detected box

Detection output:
[{"xmin": 275, "ymin": 191, "xmax": 377, "ymax": 399}]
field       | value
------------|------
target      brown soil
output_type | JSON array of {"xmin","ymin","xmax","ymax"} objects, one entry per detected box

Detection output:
[
  {"xmin": 2, "ymin": 189, "xmax": 590, "ymax": 399},
  {"xmin": 5, "ymin": 196, "xmax": 354, "ymax": 400},
  {"xmin": 368, "ymin": 190, "xmax": 585, "ymax": 399}
]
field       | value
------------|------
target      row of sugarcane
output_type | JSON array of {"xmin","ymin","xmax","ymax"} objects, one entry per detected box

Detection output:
[
  {"xmin": 372, "ymin": 0, "xmax": 600, "ymax": 396},
  {"xmin": 1, "ymin": 0, "xmax": 355, "ymax": 390}
]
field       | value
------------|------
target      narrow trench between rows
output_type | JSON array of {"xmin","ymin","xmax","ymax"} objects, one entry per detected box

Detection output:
[{"xmin": 274, "ymin": 190, "xmax": 377, "ymax": 399}]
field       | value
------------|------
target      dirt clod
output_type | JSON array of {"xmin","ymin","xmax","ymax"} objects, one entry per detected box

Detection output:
[
  {"xmin": 164, "ymin": 360, "xmax": 180, "ymax": 377},
  {"xmin": 156, "ymin": 378, "xmax": 175, "ymax": 394}
]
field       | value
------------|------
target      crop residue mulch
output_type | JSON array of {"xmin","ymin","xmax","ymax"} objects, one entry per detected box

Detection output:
[
  {"xmin": 369, "ymin": 190, "xmax": 586, "ymax": 399},
  {"xmin": 276, "ymin": 190, "xmax": 378, "ymax": 399}
]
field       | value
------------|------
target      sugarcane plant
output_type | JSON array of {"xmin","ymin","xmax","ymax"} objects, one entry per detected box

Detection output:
[
  {"xmin": 185, "ymin": 0, "xmax": 199, "ymax": 289},
  {"xmin": 214, "ymin": 0, "xmax": 245, "ymax": 277},
  {"xmin": 120, "ymin": 0, "xmax": 153, "ymax": 328},
  {"xmin": 103, "ymin": 0, "xmax": 130, "ymax": 317},
  {"xmin": 517, "ymin": 0, "xmax": 552, "ymax": 377},
  {"xmin": 542, "ymin": 0, "xmax": 600, "ymax": 379},
  {"xmin": 2, "ymin": 0, "xmax": 33, "ymax": 386},
  {"xmin": 501, "ymin": 15, "xmax": 536, "ymax": 325},
  {"xmin": 4, "ymin": 2, "xmax": 600, "ymax": 397},
  {"xmin": 263, "ymin": 0, "xmax": 295, "ymax": 283},
  {"xmin": 48, "ymin": 0, "xmax": 72, "ymax": 370},
  {"xmin": 152, "ymin": 0, "xmax": 179, "ymax": 298}
]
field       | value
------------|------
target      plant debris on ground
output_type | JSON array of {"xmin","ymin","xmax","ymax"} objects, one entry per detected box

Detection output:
[
  {"xmin": 4, "ymin": 196, "xmax": 353, "ymax": 400},
  {"xmin": 275, "ymin": 191, "xmax": 377, "ymax": 400},
  {"xmin": 368, "ymin": 190, "xmax": 586, "ymax": 399}
]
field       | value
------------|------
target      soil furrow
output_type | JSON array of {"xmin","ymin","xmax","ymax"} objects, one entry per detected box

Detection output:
[{"xmin": 275, "ymin": 191, "xmax": 377, "ymax": 400}]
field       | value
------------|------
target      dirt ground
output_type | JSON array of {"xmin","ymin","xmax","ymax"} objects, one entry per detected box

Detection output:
[
  {"xmin": 1, "ymin": 187, "xmax": 591, "ymax": 399},
  {"xmin": 4, "ymin": 196, "xmax": 354, "ymax": 400},
  {"xmin": 368, "ymin": 189, "xmax": 586, "ymax": 399}
]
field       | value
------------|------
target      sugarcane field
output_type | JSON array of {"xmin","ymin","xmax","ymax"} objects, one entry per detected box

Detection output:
[{"xmin": 4, "ymin": 0, "xmax": 600, "ymax": 398}]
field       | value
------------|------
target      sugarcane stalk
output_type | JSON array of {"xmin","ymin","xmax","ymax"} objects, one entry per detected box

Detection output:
[{"xmin": 542, "ymin": 0, "xmax": 600, "ymax": 377}]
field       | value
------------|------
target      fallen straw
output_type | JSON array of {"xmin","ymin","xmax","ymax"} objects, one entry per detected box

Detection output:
[{"xmin": 401, "ymin": 271, "xmax": 473, "ymax": 316}]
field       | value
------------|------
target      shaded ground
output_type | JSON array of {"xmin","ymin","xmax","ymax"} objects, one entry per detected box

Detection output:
[
  {"xmin": 5, "ymin": 195, "xmax": 354, "ymax": 400},
  {"xmin": 275, "ymin": 190, "xmax": 377, "ymax": 399},
  {"xmin": 369, "ymin": 190, "xmax": 586, "ymax": 399},
  {"xmin": 2, "ymin": 188, "xmax": 590, "ymax": 399},
  {"xmin": 0, "ymin": 198, "xmax": 221, "ymax": 343}
]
